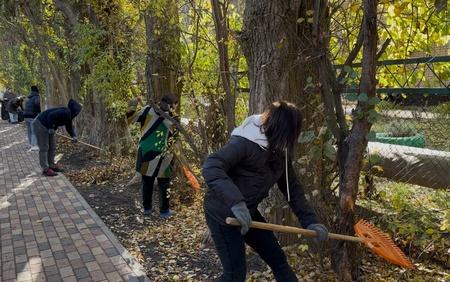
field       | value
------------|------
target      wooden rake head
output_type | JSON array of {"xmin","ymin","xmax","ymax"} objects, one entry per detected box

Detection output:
[{"xmin": 354, "ymin": 219, "xmax": 414, "ymax": 269}]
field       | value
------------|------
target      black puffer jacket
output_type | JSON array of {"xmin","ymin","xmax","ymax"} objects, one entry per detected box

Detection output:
[
  {"xmin": 202, "ymin": 115, "xmax": 318, "ymax": 228},
  {"xmin": 36, "ymin": 99, "xmax": 82, "ymax": 137},
  {"xmin": 23, "ymin": 91, "xmax": 41, "ymax": 118}
]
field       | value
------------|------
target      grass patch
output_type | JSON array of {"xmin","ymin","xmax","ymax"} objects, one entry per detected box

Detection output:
[{"xmin": 357, "ymin": 179, "xmax": 450, "ymax": 266}]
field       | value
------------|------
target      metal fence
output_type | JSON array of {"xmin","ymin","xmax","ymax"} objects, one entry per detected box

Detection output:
[{"xmin": 339, "ymin": 55, "xmax": 450, "ymax": 189}]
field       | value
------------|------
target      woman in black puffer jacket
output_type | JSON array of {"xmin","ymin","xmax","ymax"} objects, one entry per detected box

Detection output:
[{"xmin": 202, "ymin": 101, "xmax": 328, "ymax": 282}]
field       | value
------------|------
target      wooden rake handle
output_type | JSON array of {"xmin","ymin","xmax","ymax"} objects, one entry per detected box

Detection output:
[
  {"xmin": 56, "ymin": 133, "xmax": 104, "ymax": 151},
  {"xmin": 226, "ymin": 217, "xmax": 362, "ymax": 243}
]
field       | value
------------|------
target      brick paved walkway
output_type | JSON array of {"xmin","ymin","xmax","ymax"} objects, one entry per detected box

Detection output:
[{"xmin": 0, "ymin": 121, "xmax": 149, "ymax": 282}]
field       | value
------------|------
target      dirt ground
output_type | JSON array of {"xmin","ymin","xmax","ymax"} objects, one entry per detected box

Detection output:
[
  {"xmin": 56, "ymin": 138, "xmax": 271, "ymax": 281},
  {"xmin": 56, "ymin": 138, "xmax": 449, "ymax": 282}
]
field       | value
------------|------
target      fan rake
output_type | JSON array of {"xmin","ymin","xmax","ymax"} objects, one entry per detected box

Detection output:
[{"xmin": 226, "ymin": 217, "xmax": 414, "ymax": 269}]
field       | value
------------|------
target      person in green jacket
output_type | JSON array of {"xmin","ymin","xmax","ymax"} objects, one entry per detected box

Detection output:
[{"xmin": 127, "ymin": 95, "xmax": 178, "ymax": 218}]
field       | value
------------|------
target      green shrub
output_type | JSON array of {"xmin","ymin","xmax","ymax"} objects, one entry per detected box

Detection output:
[
  {"xmin": 384, "ymin": 120, "xmax": 417, "ymax": 137},
  {"xmin": 376, "ymin": 182, "xmax": 450, "ymax": 263}
]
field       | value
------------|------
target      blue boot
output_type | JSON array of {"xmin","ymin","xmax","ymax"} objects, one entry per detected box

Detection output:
[
  {"xmin": 159, "ymin": 209, "xmax": 175, "ymax": 219},
  {"xmin": 143, "ymin": 208, "xmax": 152, "ymax": 216}
]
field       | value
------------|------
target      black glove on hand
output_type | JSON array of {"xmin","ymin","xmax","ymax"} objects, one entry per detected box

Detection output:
[
  {"xmin": 307, "ymin": 223, "xmax": 329, "ymax": 244},
  {"xmin": 230, "ymin": 201, "xmax": 252, "ymax": 235}
]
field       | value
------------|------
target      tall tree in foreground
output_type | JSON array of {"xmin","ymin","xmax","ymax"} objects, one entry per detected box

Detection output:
[
  {"xmin": 240, "ymin": 0, "xmax": 379, "ymax": 279},
  {"xmin": 239, "ymin": 0, "xmax": 336, "ymax": 245},
  {"xmin": 144, "ymin": 0, "xmax": 181, "ymax": 104}
]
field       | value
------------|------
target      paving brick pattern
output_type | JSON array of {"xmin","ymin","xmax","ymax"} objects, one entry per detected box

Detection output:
[{"xmin": 0, "ymin": 121, "xmax": 149, "ymax": 282}]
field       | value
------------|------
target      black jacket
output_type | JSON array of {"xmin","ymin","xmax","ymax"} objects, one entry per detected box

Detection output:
[
  {"xmin": 36, "ymin": 99, "xmax": 82, "ymax": 137},
  {"xmin": 6, "ymin": 97, "xmax": 23, "ymax": 113},
  {"xmin": 202, "ymin": 135, "xmax": 318, "ymax": 228},
  {"xmin": 23, "ymin": 91, "xmax": 41, "ymax": 118},
  {"xmin": 1, "ymin": 91, "xmax": 15, "ymax": 120}
]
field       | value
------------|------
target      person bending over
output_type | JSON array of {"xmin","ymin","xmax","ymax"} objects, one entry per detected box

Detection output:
[
  {"xmin": 202, "ymin": 101, "xmax": 328, "ymax": 282},
  {"xmin": 32, "ymin": 99, "xmax": 82, "ymax": 176},
  {"xmin": 6, "ymin": 95, "xmax": 24, "ymax": 124}
]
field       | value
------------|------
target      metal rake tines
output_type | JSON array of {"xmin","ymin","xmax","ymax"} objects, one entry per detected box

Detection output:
[{"xmin": 355, "ymin": 219, "xmax": 415, "ymax": 269}]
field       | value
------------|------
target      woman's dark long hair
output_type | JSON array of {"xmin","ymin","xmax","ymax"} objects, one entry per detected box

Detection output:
[{"xmin": 261, "ymin": 101, "xmax": 302, "ymax": 153}]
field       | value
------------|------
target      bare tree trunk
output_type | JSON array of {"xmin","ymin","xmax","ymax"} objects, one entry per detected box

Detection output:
[
  {"xmin": 240, "ymin": 0, "xmax": 335, "ymax": 245},
  {"xmin": 144, "ymin": 1, "xmax": 181, "ymax": 104},
  {"xmin": 211, "ymin": 0, "xmax": 235, "ymax": 135},
  {"xmin": 331, "ymin": 0, "xmax": 378, "ymax": 280},
  {"xmin": 240, "ymin": 1, "xmax": 304, "ymax": 114}
]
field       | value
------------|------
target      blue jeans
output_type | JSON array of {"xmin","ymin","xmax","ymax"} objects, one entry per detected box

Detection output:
[
  {"xmin": 205, "ymin": 211, "xmax": 298, "ymax": 282},
  {"xmin": 25, "ymin": 118, "xmax": 37, "ymax": 146},
  {"xmin": 9, "ymin": 112, "xmax": 18, "ymax": 123}
]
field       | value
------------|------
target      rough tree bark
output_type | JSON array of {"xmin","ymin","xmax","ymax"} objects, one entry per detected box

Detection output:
[
  {"xmin": 240, "ymin": 1, "xmax": 303, "ymax": 113},
  {"xmin": 239, "ymin": 0, "xmax": 336, "ymax": 245},
  {"xmin": 331, "ymin": 0, "xmax": 378, "ymax": 280},
  {"xmin": 144, "ymin": 0, "xmax": 181, "ymax": 104}
]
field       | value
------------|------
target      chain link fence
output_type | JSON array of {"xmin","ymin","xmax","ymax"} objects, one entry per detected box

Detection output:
[
  {"xmin": 343, "ymin": 95, "xmax": 450, "ymax": 189},
  {"xmin": 338, "ymin": 54, "xmax": 450, "ymax": 190}
]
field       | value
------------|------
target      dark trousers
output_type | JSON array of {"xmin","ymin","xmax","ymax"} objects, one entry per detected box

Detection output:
[
  {"xmin": 32, "ymin": 119, "xmax": 56, "ymax": 170},
  {"xmin": 205, "ymin": 211, "xmax": 298, "ymax": 282},
  {"xmin": 142, "ymin": 175, "xmax": 170, "ymax": 212},
  {"xmin": 1, "ymin": 101, "xmax": 9, "ymax": 120}
]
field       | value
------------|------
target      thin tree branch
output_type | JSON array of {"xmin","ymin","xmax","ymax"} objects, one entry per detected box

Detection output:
[{"xmin": 376, "ymin": 38, "xmax": 391, "ymax": 60}]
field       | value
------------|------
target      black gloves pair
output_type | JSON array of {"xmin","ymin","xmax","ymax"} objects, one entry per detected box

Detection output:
[{"xmin": 230, "ymin": 201, "xmax": 329, "ymax": 243}]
